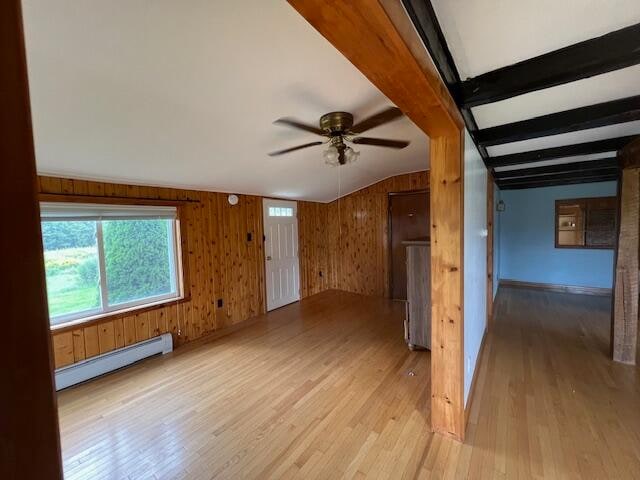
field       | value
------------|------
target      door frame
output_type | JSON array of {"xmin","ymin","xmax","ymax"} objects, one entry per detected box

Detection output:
[
  {"xmin": 3, "ymin": 0, "xmax": 64, "ymax": 476},
  {"xmin": 387, "ymin": 189, "xmax": 429, "ymax": 300},
  {"xmin": 262, "ymin": 198, "xmax": 301, "ymax": 311}
]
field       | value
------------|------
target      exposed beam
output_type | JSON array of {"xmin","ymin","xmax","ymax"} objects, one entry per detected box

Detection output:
[
  {"xmin": 401, "ymin": 0, "xmax": 458, "ymax": 87},
  {"xmin": 287, "ymin": 0, "xmax": 462, "ymax": 138},
  {"xmin": 497, "ymin": 167, "xmax": 619, "ymax": 186},
  {"xmin": 460, "ymin": 23, "xmax": 640, "ymax": 108},
  {"xmin": 402, "ymin": 0, "xmax": 489, "ymax": 160},
  {"xmin": 494, "ymin": 157, "xmax": 619, "ymax": 179},
  {"xmin": 287, "ymin": 0, "xmax": 466, "ymax": 441},
  {"xmin": 487, "ymin": 135, "xmax": 637, "ymax": 168},
  {"xmin": 497, "ymin": 170, "xmax": 620, "ymax": 190},
  {"xmin": 497, "ymin": 175, "xmax": 619, "ymax": 190},
  {"xmin": 1, "ymin": 0, "xmax": 63, "ymax": 477},
  {"xmin": 477, "ymin": 96, "xmax": 640, "ymax": 147}
]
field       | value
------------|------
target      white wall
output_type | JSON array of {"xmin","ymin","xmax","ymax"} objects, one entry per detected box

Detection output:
[{"xmin": 463, "ymin": 131, "xmax": 488, "ymax": 405}]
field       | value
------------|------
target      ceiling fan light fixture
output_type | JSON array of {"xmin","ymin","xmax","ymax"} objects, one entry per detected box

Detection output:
[
  {"xmin": 323, "ymin": 145, "xmax": 340, "ymax": 166},
  {"xmin": 344, "ymin": 147, "xmax": 360, "ymax": 164}
]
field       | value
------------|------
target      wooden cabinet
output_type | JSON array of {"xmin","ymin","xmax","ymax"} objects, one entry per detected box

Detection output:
[{"xmin": 404, "ymin": 240, "xmax": 431, "ymax": 350}]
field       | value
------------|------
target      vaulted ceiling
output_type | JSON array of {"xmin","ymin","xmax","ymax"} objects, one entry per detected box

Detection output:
[
  {"xmin": 21, "ymin": 0, "xmax": 428, "ymax": 202},
  {"xmin": 405, "ymin": 0, "xmax": 640, "ymax": 189}
]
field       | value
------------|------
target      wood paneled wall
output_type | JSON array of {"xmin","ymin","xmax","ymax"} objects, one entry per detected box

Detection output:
[
  {"xmin": 298, "ymin": 201, "xmax": 331, "ymax": 298},
  {"xmin": 41, "ymin": 176, "xmax": 266, "ymax": 368},
  {"xmin": 327, "ymin": 171, "xmax": 429, "ymax": 297},
  {"xmin": 43, "ymin": 171, "xmax": 428, "ymax": 369}
]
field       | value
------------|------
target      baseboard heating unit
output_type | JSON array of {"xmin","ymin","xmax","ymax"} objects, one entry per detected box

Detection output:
[{"xmin": 55, "ymin": 333, "xmax": 173, "ymax": 391}]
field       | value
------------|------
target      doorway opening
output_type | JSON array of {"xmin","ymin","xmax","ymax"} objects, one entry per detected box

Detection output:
[{"xmin": 389, "ymin": 190, "xmax": 430, "ymax": 300}]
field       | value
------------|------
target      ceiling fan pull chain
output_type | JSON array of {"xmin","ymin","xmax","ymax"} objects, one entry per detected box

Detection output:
[{"xmin": 338, "ymin": 163, "xmax": 342, "ymax": 238}]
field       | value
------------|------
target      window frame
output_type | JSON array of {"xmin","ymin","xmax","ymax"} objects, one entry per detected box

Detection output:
[
  {"xmin": 554, "ymin": 196, "xmax": 617, "ymax": 250},
  {"xmin": 41, "ymin": 200, "xmax": 186, "ymax": 330}
]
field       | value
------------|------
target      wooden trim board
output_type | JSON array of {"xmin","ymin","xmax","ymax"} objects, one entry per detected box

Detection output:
[
  {"xmin": 500, "ymin": 279, "xmax": 612, "ymax": 296},
  {"xmin": 1, "ymin": 0, "xmax": 64, "ymax": 476}
]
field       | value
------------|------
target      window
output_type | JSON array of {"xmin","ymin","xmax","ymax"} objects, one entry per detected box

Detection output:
[
  {"xmin": 555, "ymin": 197, "xmax": 617, "ymax": 249},
  {"xmin": 41, "ymin": 203, "xmax": 182, "ymax": 327},
  {"xmin": 268, "ymin": 206, "xmax": 293, "ymax": 217}
]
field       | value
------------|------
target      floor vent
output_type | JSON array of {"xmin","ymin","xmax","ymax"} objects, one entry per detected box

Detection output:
[{"xmin": 55, "ymin": 333, "xmax": 173, "ymax": 391}]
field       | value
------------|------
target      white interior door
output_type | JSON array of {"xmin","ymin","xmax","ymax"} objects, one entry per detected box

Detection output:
[{"xmin": 263, "ymin": 199, "xmax": 300, "ymax": 311}]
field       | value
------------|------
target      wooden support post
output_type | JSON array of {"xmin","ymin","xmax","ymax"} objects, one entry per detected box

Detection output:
[
  {"xmin": 612, "ymin": 138, "xmax": 640, "ymax": 364},
  {"xmin": 287, "ymin": 0, "xmax": 466, "ymax": 440},
  {"xmin": 429, "ymin": 134, "xmax": 465, "ymax": 439},
  {"xmin": 0, "ymin": 2, "xmax": 64, "ymax": 478}
]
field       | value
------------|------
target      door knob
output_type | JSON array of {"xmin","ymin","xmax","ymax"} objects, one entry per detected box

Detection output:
[{"xmin": 266, "ymin": 255, "xmax": 272, "ymax": 261}]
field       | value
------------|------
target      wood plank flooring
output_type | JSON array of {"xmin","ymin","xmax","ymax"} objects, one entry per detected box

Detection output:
[{"xmin": 57, "ymin": 287, "xmax": 640, "ymax": 479}]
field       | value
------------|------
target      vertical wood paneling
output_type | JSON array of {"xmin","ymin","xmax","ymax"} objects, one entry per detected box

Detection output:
[
  {"xmin": 44, "ymin": 176, "xmax": 267, "ymax": 368},
  {"xmin": 53, "ymin": 332, "xmax": 74, "ymax": 368},
  {"xmin": 83, "ymin": 325, "xmax": 100, "ymax": 359},
  {"xmin": 326, "ymin": 171, "xmax": 429, "ymax": 297},
  {"xmin": 298, "ymin": 201, "xmax": 330, "ymax": 298},
  {"xmin": 46, "ymin": 171, "xmax": 428, "ymax": 368},
  {"xmin": 72, "ymin": 329, "xmax": 85, "ymax": 363},
  {"xmin": 98, "ymin": 322, "xmax": 115, "ymax": 354}
]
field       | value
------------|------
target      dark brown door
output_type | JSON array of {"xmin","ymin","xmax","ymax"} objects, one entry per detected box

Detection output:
[{"xmin": 390, "ymin": 192, "xmax": 429, "ymax": 300}]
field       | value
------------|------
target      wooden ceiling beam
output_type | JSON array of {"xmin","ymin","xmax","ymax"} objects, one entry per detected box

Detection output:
[
  {"xmin": 494, "ymin": 157, "xmax": 619, "ymax": 179},
  {"xmin": 487, "ymin": 135, "xmax": 637, "ymax": 168},
  {"xmin": 497, "ymin": 174, "xmax": 619, "ymax": 190},
  {"xmin": 287, "ymin": 0, "xmax": 463, "ymax": 138},
  {"xmin": 460, "ymin": 23, "xmax": 640, "ymax": 108},
  {"xmin": 477, "ymin": 95, "xmax": 640, "ymax": 147},
  {"xmin": 497, "ymin": 167, "xmax": 619, "ymax": 187},
  {"xmin": 401, "ymin": 0, "xmax": 488, "ymax": 160}
]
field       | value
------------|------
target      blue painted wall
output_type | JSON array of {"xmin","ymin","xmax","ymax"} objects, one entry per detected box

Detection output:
[{"xmin": 497, "ymin": 181, "xmax": 617, "ymax": 289}]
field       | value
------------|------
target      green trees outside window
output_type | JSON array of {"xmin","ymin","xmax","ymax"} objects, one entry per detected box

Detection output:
[{"xmin": 42, "ymin": 216, "xmax": 178, "ymax": 325}]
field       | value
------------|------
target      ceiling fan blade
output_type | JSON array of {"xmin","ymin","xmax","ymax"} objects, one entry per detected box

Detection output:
[
  {"xmin": 273, "ymin": 118, "xmax": 325, "ymax": 135},
  {"xmin": 350, "ymin": 107, "xmax": 404, "ymax": 134},
  {"xmin": 351, "ymin": 137, "xmax": 410, "ymax": 149},
  {"xmin": 268, "ymin": 141, "xmax": 324, "ymax": 156}
]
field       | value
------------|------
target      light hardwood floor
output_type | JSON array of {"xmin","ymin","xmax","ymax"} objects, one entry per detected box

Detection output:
[{"xmin": 57, "ymin": 288, "xmax": 640, "ymax": 479}]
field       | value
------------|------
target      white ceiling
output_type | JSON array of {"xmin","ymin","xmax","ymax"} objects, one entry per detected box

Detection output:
[
  {"xmin": 432, "ymin": 0, "xmax": 640, "ymax": 170},
  {"xmin": 21, "ymin": 0, "xmax": 428, "ymax": 203}
]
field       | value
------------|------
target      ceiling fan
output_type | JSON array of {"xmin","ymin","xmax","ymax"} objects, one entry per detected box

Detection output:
[{"xmin": 268, "ymin": 107, "xmax": 410, "ymax": 166}]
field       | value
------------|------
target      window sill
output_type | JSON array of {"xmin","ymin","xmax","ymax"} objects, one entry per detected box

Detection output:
[{"xmin": 50, "ymin": 295, "xmax": 188, "ymax": 334}]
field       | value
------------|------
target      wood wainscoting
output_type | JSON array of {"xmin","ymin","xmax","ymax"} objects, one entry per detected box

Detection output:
[{"xmin": 43, "ymin": 172, "xmax": 429, "ymax": 369}]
